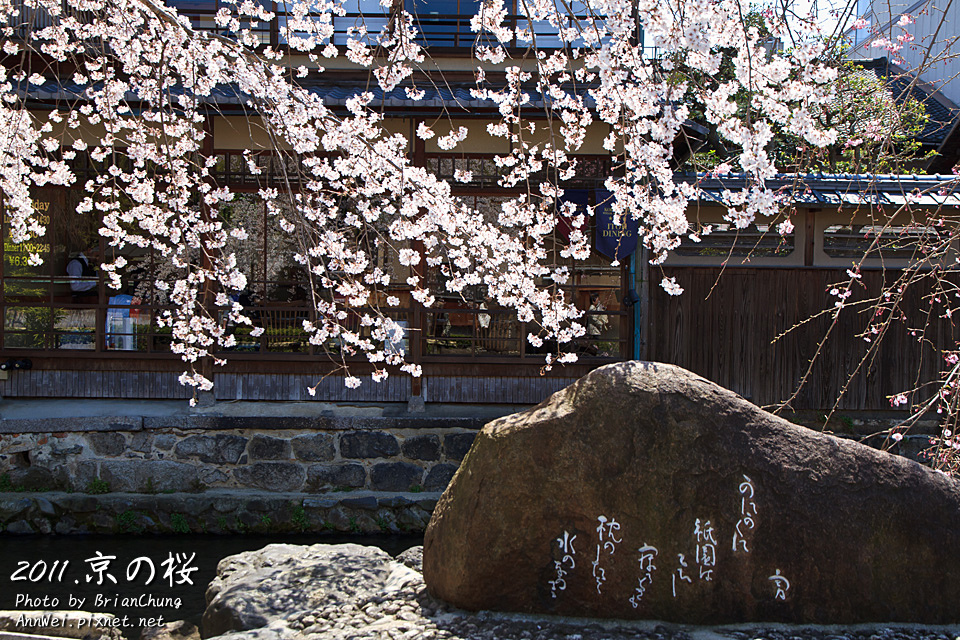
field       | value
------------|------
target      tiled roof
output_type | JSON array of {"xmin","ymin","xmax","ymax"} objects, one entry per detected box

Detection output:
[
  {"xmin": 679, "ymin": 172, "xmax": 960, "ymax": 206},
  {"xmin": 853, "ymin": 57, "xmax": 958, "ymax": 148},
  {"xmin": 297, "ymin": 82, "xmax": 510, "ymax": 110},
  {"xmin": 21, "ymin": 79, "xmax": 590, "ymax": 111}
]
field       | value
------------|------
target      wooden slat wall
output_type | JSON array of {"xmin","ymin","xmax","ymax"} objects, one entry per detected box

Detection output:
[
  {"xmin": 0, "ymin": 369, "xmax": 577, "ymax": 403},
  {"xmin": 0, "ymin": 370, "xmax": 193, "ymax": 399},
  {"xmin": 422, "ymin": 375, "xmax": 576, "ymax": 404},
  {"xmin": 648, "ymin": 267, "xmax": 955, "ymax": 411},
  {"xmin": 213, "ymin": 373, "xmax": 413, "ymax": 402},
  {"xmin": 0, "ymin": 371, "xmax": 415, "ymax": 401}
]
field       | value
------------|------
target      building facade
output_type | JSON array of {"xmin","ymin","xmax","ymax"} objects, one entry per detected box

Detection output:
[{"xmin": 3, "ymin": 1, "xmax": 958, "ymax": 411}]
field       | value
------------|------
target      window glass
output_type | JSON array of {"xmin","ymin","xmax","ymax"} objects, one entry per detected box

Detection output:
[
  {"xmin": 222, "ymin": 194, "xmax": 268, "ymax": 302},
  {"xmin": 420, "ymin": 191, "xmax": 625, "ymax": 358},
  {"xmin": 4, "ymin": 307, "xmax": 56, "ymax": 349},
  {"xmin": 554, "ymin": 189, "xmax": 624, "ymax": 357},
  {"xmin": 404, "ymin": 0, "xmax": 481, "ymax": 46},
  {"xmin": 3, "ymin": 189, "xmax": 100, "ymax": 303},
  {"xmin": 220, "ymin": 194, "xmax": 312, "ymax": 353},
  {"xmin": 331, "ymin": 0, "xmax": 391, "ymax": 45},
  {"xmin": 0, "ymin": 187, "xmax": 168, "ymax": 352},
  {"xmin": 164, "ymin": 0, "xmax": 215, "ymax": 11},
  {"xmin": 4, "ymin": 194, "xmax": 54, "ymax": 300}
]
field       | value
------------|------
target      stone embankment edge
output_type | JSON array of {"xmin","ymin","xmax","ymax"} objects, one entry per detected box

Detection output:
[
  {"xmin": 0, "ymin": 631, "xmax": 96, "ymax": 640},
  {"xmin": 449, "ymin": 610, "xmax": 960, "ymax": 639},
  {"xmin": 0, "ymin": 490, "xmax": 440, "ymax": 535},
  {"xmin": 5, "ymin": 613, "xmax": 960, "ymax": 640}
]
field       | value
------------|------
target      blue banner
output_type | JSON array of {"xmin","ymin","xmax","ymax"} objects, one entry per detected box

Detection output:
[{"xmin": 594, "ymin": 190, "xmax": 638, "ymax": 261}]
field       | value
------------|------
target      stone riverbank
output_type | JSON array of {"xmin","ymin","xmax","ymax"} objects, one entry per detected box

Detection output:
[
  {"xmin": 1, "ymin": 545, "xmax": 958, "ymax": 640},
  {"xmin": 195, "ymin": 544, "xmax": 960, "ymax": 640},
  {"xmin": 0, "ymin": 490, "xmax": 439, "ymax": 535},
  {"xmin": 0, "ymin": 416, "xmax": 480, "ymax": 496}
]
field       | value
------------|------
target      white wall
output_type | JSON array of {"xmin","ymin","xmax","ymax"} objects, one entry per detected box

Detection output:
[{"xmin": 847, "ymin": 0, "xmax": 960, "ymax": 107}]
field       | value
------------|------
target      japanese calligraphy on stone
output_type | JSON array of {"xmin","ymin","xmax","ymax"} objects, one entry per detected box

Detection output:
[
  {"xmin": 628, "ymin": 544, "xmax": 658, "ymax": 608},
  {"xmin": 733, "ymin": 475, "xmax": 757, "ymax": 553},
  {"xmin": 548, "ymin": 531, "xmax": 577, "ymax": 598},
  {"xmin": 592, "ymin": 515, "xmax": 621, "ymax": 595}
]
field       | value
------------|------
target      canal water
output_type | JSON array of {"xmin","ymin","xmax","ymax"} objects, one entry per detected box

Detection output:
[{"xmin": 0, "ymin": 533, "xmax": 423, "ymax": 636}]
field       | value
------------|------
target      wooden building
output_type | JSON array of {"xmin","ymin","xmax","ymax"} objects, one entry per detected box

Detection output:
[
  {"xmin": 650, "ymin": 174, "xmax": 960, "ymax": 412},
  {"xmin": 3, "ymin": 2, "xmax": 958, "ymax": 411}
]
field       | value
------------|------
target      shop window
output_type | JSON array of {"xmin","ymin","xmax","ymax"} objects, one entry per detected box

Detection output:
[
  {"xmin": 553, "ymin": 190, "xmax": 626, "ymax": 358},
  {"xmin": 218, "ymin": 194, "xmax": 305, "ymax": 353},
  {"xmin": 420, "ymin": 192, "xmax": 627, "ymax": 359},
  {"xmin": 2, "ymin": 189, "xmax": 104, "ymax": 351},
  {"xmin": 422, "ymin": 195, "xmax": 522, "ymax": 357},
  {"xmin": 555, "ymin": 268, "xmax": 624, "ymax": 359},
  {"xmin": 218, "ymin": 192, "xmax": 414, "ymax": 356},
  {"xmin": 423, "ymin": 303, "xmax": 522, "ymax": 357},
  {"xmin": 1, "ymin": 185, "xmax": 200, "ymax": 353},
  {"xmin": 4, "ymin": 307, "xmax": 58, "ymax": 349},
  {"xmin": 3, "ymin": 190, "xmax": 94, "ymax": 303}
]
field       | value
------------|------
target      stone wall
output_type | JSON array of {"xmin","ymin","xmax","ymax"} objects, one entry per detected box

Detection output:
[
  {"xmin": 0, "ymin": 416, "xmax": 480, "ymax": 495},
  {"xmin": 0, "ymin": 415, "xmax": 483, "ymax": 534}
]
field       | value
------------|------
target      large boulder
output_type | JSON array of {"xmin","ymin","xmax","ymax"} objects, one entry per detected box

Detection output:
[{"xmin": 423, "ymin": 361, "xmax": 960, "ymax": 624}]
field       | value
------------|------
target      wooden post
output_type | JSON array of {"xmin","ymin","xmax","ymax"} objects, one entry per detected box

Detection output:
[
  {"xmin": 270, "ymin": 0, "xmax": 279, "ymax": 50},
  {"xmin": 409, "ymin": 124, "xmax": 426, "ymax": 402},
  {"xmin": 637, "ymin": 247, "xmax": 650, "ymax": 361},
  {"xmin": 804, "ymin": 208, "xmax": 818, "ymax": 267},
  {"xmin": 199, "ymin": 114, "xmax": 216, "ymax": 402}
]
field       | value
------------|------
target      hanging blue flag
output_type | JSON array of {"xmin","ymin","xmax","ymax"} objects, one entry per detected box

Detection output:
[{"xmin": 594, "ymin": 190, "xmax": 638, "ymax": 261}]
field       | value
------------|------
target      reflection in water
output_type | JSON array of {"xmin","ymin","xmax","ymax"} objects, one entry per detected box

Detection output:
[{"xmin": 0, "ymin": 533, "xmax": 422, "ymax": 637}]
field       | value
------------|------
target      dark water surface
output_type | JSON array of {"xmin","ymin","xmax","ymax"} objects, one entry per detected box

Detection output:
[{"xmin": 0, "ymin": 533, "xmax": 423, "ymax": 634}]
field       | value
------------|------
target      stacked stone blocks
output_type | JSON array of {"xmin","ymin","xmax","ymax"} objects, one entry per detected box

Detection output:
[
  {"xmin": 0, "ymin": 415, "xmax": 483, "ymax": 534},
  {"xmin": 0, "ymin": 416, "xmax": 479, "ymax": 495}
]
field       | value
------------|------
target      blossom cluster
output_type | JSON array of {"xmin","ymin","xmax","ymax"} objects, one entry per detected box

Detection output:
[{"xmin": 0, "ymin": 0, "xmax": 845, "ymax": 394}]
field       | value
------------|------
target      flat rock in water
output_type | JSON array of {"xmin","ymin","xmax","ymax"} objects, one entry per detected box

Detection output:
[
  {"xmin": 201, "ymin": 543, "xmax": 420, "ymax": 639},
  {"xmin": 423, "ymin": 361, "xmax": 960, "ymax": 624}
]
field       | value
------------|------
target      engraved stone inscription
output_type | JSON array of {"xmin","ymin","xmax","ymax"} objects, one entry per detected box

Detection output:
[
  {"xmin": 672, "ymin": 553, "xmax": 692, "ymax": 598},
  {"xmin": 548, "ymin": 531, "xmax": 577, "ymax": 598},
  {"xmin": 592, "ymin": 515, "xmax": 621, "ymax": 595},
  {"xmin": 769, "ymin": 569, "xmax": 790, "ymax": 600},
  {"xmin": 628, "ymin": 544, "xmax": 658, "ymax": 608},
  {"xmin": 733, "ymin": 475, "xmax": 757, "ymax": 553},
  {"xmin": 694, "ymin": 519, "xmax": 717, "ymax": 581}
]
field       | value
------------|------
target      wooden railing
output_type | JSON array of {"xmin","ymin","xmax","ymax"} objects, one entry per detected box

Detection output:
[{"xmin": 6, "ymin": 1, "xmax": 616, "ymax": 50}]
